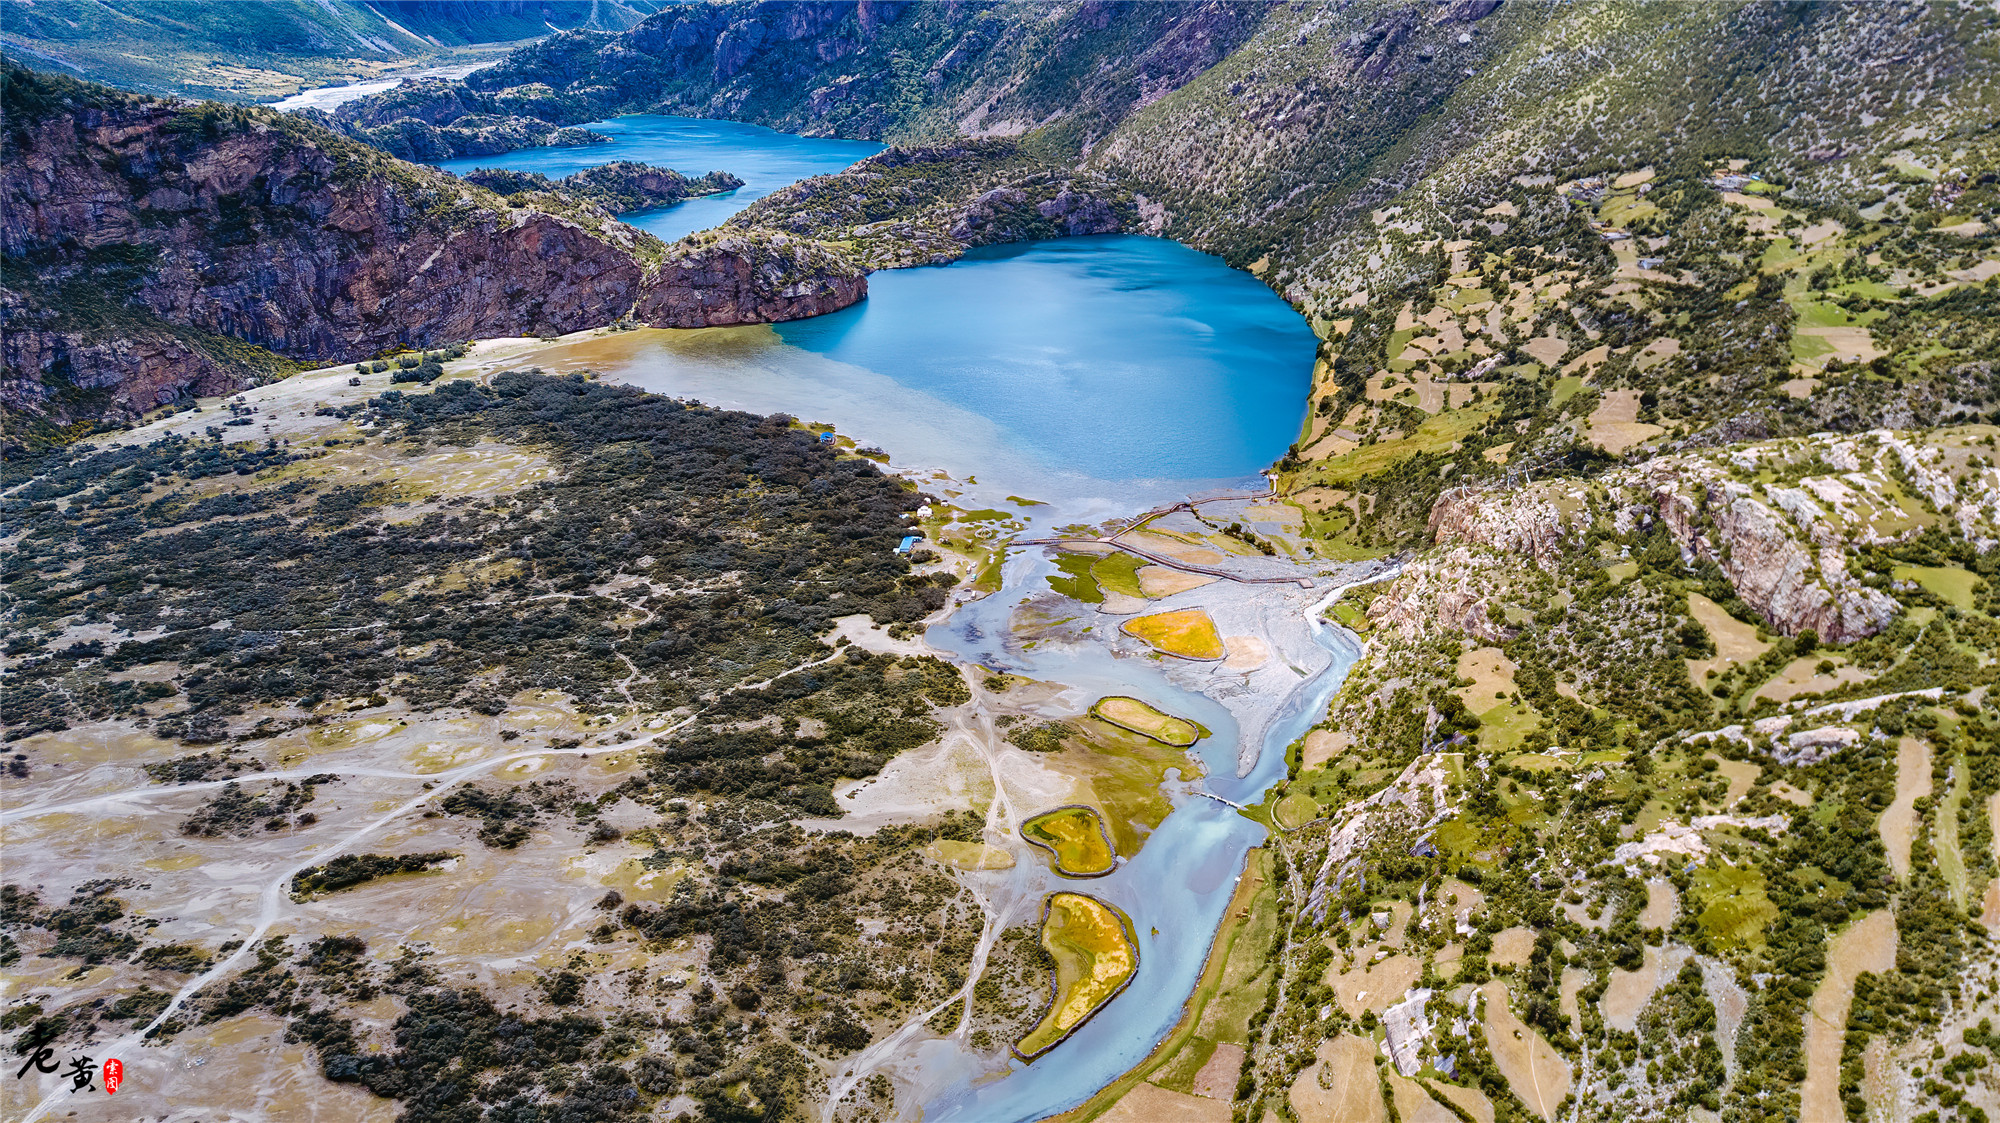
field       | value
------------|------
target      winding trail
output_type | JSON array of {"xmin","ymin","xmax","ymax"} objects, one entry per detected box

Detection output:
[
  {"xmin": 10, "ymin": 645, "xmax": 847, "ymax": 1123},
  {"xmin": 817, "ymin": 662, "xmax": 1025, "ymax": 1121}
]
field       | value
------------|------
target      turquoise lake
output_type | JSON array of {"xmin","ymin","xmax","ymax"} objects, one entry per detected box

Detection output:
[
  {"xmin": 454, "ymin": 118, "xmax": 1315, "ymax": 506},
  {"xmin": 437, "ymin": 115, "xmax": 882, "ymax": 242}
]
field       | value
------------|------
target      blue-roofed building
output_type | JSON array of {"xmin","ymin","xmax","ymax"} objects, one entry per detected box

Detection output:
[
  {"xmin": 819, "ymin": 431, "xmax": 836, "ymax": 443},
  {"xmin": 895, "ymin": 535, "xmax": 921, "ymax": 554}
]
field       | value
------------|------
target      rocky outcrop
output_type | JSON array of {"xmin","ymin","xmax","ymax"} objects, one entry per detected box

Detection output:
[
  {"xmin": 1, "ymin": 100, "xmax": 644, "ymax": 343},
  {"xmin": 1631, "ymin": 457, "xmax": 1901, "ymax": 644},
  {"xmin": 634, "ymin": 233, "xmax": 866, "ymax": 328},
  {"xmin": 1365, "ymin": 543, "xmax": 1518, "ymax": 644},
  {"xmin": 1, "ymin": 65, "xmax": 648, "ymax": 425},
  {"xmin": 1420, "ymin": 429, "xmax": 1987, "ymax": 644},
  {"xmin": 731, "ymin": 141, "xmax": 1138, "ymax": 270},
  {"xmin": 317, "ymin": 77, "xmax": 611, "ymax": 161},
  {"xmin": 0, "ymin": 65, "xmax": 906, "ymax": 433},
  {"xmin": 1427, "ymin": 484, "xmax": 1594, "ymax": 568},
  {"xmin": 461, "ymin": 162, "xmax": 743, "ymax": 213},
  {"xmin": 323, "ymin": 1, "xmax": 1268, "ymax": 155}
]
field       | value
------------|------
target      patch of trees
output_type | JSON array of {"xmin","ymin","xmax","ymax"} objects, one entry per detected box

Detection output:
[
  {"xmin": 438, "ymin": 779, "xmax": 575, "ymax": 848},
  {"xmin": 290, "ymin": 852, "xmax": 457, "ymax": 898},
  {"xmin": 4, "ymin": 371, "xmax": 950, "ymax": 741},
  {"xmin": 180, "ymin": 776, "xmax": 338, "ymax": 837}
]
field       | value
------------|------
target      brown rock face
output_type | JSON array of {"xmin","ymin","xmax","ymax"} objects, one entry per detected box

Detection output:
[
  {"xmin": 634, "ymin": 234, "xmax": 866, "ymax": 328},
  {"xmin": 4, "ymin": 104, "xmax": 643, "ymax": 356},
  {"xmin": 1, "ymin": 69, "xmax": 648, "ymax": 424}
]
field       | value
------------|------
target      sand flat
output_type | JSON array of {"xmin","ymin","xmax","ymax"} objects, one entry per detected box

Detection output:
[
  {"xmin": 1880, "ymin": 736, "xmax": 1932, "ymax": 879},
  {"xmin": 1480, "ymin": 982, "xmax": 1570, "ymax": 1121},
  {"xmin": 1800, "ymin": 910, "xmax": 1899, "ymax": 1123}
]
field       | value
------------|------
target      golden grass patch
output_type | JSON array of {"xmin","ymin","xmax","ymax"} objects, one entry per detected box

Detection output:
[
  {"xmin": 1123, "ymin": 609, "xmax": 1226, "ymax": 660},
  {"xmin": 1455, "ymin": 648, "xmax": 1519, "ymax": 715},
  {"xmin": 1330, "ymin": 953, "xmax": 1421, "ymax": 1017},
  {"xmin": 1585, "ymin": 389, "xmax": 1664, "ymax": 454},
  {"xmin": 1100, "ymin": 1083, "xmax": 1229, "ymax": 1123},
  {"xmin": 1092, "ymin": 696, "xmax": 1203, "ymax": 746},
  {"xmin": 1302, "ymin": 729, "xmax": 1350, "ymax": 768},
  {"xmin": 1880, "ymin": 736, "xmax": 1932, "ymax": 880},
  {"xmin": 1138, "ymin": 565, "xmax": 1217, "ymax": 597},
  {"xmin": 1022, "ymin": 806, "xmax": 1117, "ymax": 877},
  {"xmin": 1289, "ymin": 1034, "xmax": 1388, "ymax": 1123},
  {"xmin": 1016, "ymin": 892, "xmax": 1139, "ymax": 1059},
  {"xmin": 1481, "ymin": 981, "xmax": 1571, "ymax": 1121},
  {"xmin": 1685, "ymin": 593, "xmax": 1771, "ymax": 685},
  {"xmin": 924, "ymin": 839, "xmax": 1016, "ymax": 871}
]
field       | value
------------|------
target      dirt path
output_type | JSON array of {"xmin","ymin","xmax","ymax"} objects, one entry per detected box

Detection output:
[
  {"xmin": 1880, "ymin": 736, "xmax": 1933, "ymax": 879},
  {"xmin": 819, "ymin": 665, "xmax": 1025, "ymax": 1119},
  {"xmin": 8, "ymin": 645, "xmax": 854, "ymax": 1123},
  {"xmin": 1799, "ymin": 909, "xmax": 1899, "ymax": 1123}
]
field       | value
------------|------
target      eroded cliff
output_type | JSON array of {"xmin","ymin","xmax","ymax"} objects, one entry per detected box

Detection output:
[{"xmin": 0, "ymin": 64, "xmax": 866, "ymax": 438}]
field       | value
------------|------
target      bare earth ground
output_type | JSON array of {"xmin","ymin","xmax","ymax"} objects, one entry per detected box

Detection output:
[
  {"xmin": 1880, "ymin": 736, "xmax": 1934, "ymax": 879},
  {"xmin": 1800, "ymin": 909, "xmax": 1899, "ymax": 1123}
]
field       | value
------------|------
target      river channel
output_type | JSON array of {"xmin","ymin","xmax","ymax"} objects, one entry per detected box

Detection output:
[{"xmin": 440, "ymin": 115, "xmax": 1350, "ymax": 1121}]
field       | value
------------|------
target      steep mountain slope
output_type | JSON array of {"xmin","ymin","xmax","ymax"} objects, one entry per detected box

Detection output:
[
  {"xmin": 328, "ymin": 0, "xmax": 1273, "ymax": 150},
  {"xmin": 0, "ymin": 0, "xmax": 665, "ymax": 103}
]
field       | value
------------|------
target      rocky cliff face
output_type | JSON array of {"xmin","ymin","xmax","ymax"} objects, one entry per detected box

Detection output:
[
  {"xmin": 329, "ymin": 1, "xmax": 1270, "ymax": 152},
  {"xmin": 1421, "ymin": 426, "xmax": 2000, "ymax": 643},
  {"xmin": 0, "ymin": 82, "xmax": 644, "ymax": 423},
  {"xmin": 635, "ymin": 232, "xmax": 866, "ymax": 328},
  {"xmin": 0, "ymin": 66, "xmax": 869, "ymax": 435}
]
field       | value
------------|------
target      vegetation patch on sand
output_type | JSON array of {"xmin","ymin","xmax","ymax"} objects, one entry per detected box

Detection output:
[
  {"xmin": 1022, "ymin": 805, "xmax": 1118, "ymax": 877},
  {"xmin": 1016, "ymin": 892, "xmax": 1140, "ymax": 1060},
  {"xmin": 925, "ymin": 839, "xmax": 1016, "ymax": 871},
  {"xmin": 290, "ymin": 851, "xmax": 456, "ymax": 899},
  {"xmin": 1090, "ymin": 696, "xmax": 1204, "ymax": 747},
  {"xmin": 1122, "ymin": 609, "xmax": 1226, "ymax": 660}
]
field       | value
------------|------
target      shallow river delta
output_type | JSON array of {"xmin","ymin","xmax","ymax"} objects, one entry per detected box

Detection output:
[{"xmin": 7, "ymin": 4, "xmax": 2000, "ymax": 1123}]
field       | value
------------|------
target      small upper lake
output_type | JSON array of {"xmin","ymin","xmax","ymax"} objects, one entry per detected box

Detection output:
[{"xmin": 436, "ymin": 115, "xmax": 883, "ymax": 241}]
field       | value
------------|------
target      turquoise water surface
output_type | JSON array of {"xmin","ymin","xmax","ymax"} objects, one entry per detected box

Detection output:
[
  {"xmin": 436, "ymin": 115, "xmax": 883, "ymax": 241},
  {"xmin": 442, "ymin": 116, "xmax": 1315, "ymax": 495}
]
